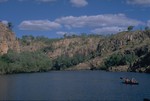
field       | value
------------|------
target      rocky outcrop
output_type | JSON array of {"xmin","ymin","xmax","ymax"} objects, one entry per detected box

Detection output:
[
  {"xmin": 15, "ymin": 29, "xmax": 150, "ymax": 73},
  {"xmin": 108, "ymin": 65, "xmax": 129, "ymax": 72},
  {"xmin": 48, "ymin": 37, "xmax": 102, "ymax": 59},
  {"xmin": 66, "ymin": 30, "xmax": 150, "ymax": 72},
  {"xmin": 0, "ymin": 22, "xmax": 20, "ymax": 54}
]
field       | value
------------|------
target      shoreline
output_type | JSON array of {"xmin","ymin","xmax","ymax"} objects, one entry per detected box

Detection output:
[{"xmin": 0, "ymin": 68, "xmax": 149, "ymax": 75}]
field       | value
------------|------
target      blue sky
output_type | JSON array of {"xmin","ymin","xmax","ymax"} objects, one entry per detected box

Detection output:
[{"xmin": 0, "ymin": 0, "xmax": 150, "ymax": 38}]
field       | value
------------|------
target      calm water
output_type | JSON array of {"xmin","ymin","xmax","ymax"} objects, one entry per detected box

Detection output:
[{"xmin": 0, "ymin": 70, "xmax": 149, "ymax": 101}]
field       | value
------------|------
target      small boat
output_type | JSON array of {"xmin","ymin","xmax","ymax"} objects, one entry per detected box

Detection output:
[
  {"xmin": 120, "ymin": 77, "xmax": 139, "ymax": 85},
  {"xmin": 122, "ymin": 81, "xmax": 139, "ymax": 85}
]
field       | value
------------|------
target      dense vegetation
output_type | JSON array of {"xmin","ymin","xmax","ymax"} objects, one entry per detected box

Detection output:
[
  {"xmin": 103, "ymin": 52, "xmax": 137, "ymax": 69},
  {"xmin": 131, "ymin": 52, "xmax": 150, "ymax": 72},
  {"xmin": 0, "ymin": 50, "xmax": 100, "ymax": 74},
  {"xmin": 52, "ymin": 51, "xmax": 100, "ymax": 70},
  {"xmin": 0, "ymin": 50, "xmax": 52, "ymax": 74}
]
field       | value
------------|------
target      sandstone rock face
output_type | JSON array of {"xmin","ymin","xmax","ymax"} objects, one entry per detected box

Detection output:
[
  {"xmin": 48, "ymin": 37, "xmax": 101, "ymax": 59},
  {"xmin": 108, "ymin": 65, "xmax": 129, "ymax": 72},
  {"xmin": 0, "ymin": 22, "xmax": 20, "ymax": 54}
]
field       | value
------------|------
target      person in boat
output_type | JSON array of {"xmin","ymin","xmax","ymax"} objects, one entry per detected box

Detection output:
[
  {"xmin": 125, "ymin": 78, "xmax": 130, "ymax": 83},
  {"xmin": 131, "ymin": 78, "xmax": 137, "ymax": 83}
]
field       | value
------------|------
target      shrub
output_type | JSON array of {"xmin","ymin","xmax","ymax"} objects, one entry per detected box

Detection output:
[
  {"xmin": 0, "ymin": 50, "xmax": 52, "ymax": 74},
  {"xmin": 127, "ymin": 26, "xmax": 134, "ymax": 31},
  {"xmin": 103, "ymin": 52, "xmax": 137, "ymax": 69}
]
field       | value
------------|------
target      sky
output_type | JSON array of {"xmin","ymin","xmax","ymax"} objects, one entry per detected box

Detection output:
[{"xmin": 0, "ymin": 0, "xmax": 150, "ymax": 38}]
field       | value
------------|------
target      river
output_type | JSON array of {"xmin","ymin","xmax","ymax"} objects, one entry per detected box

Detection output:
[{"xmin": 0, "ymin": 70, "xmax": 149, "ymax": 101}]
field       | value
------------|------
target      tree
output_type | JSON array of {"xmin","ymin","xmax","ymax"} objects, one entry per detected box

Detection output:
[
  {"xmin": 7, "ymin": 22, "xmax": 13, "ymax": 30},
  {"xmin": 127, "ymin": 26, "xmax": 134, "ymax": 31},
  {"xmin": 145, "ymin": 26, "xmax": 150, "ymax": 31},
  {"xmin": 63, "ymin": 33, "xmax": 67, "ymax": 38},
  {"xmin": 81, "ymin": 33, "xmax": 87, "ymax": 36}
]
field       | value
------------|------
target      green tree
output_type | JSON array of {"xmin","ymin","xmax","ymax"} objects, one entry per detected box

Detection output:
[
  {"xmin": 103, "ymin": 52, "xmax": 137, "ymax": 69},
  {"xmin": 0, "ymin": 50, "xmax": 53, "ymax": 74},
  {"xmin": 127, "ymin": 26, "xmax": 134, "ymax": 31},
  {"xmin": 104, "ymin": 53, "xmax": 127, "ymax": 68},
  {"xmin": 7, "ymin": 22, "xmax": 13, "ymax": 30},
  {"xmin": 145, "ymin": 26, "xmax": 150, "ymax": 31},
  {"xmin": 63, "ymin": 33, "xmax": 67, "ymax": 38}
]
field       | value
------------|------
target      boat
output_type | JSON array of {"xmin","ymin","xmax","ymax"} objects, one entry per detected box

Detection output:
[
  {"xmin": 122, "ymin": 81, "xmax": 139, "ymax": 85},
  {"xmin": 120, "ymin": 77, "xmax": 139, "ymax": 85}
]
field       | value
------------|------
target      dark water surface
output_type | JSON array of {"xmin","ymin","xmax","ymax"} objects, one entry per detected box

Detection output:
[{"xmin": 0, "ymin": 71, "xmax": 149, "ymax": 101}]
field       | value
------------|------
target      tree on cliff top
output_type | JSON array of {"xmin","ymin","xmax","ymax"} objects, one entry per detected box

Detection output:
[
  {"xmin": 127, "ymin": 26, "xmax": 134, "ymax": 32},
  {"xmin": 7, "ymin": 22, "xmax": 13, "ymax": 30}
]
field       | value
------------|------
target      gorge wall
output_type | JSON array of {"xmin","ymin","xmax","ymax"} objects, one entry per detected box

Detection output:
[{"xmin": 0, "ymin": 22, "xmax": 20, "ymax": 54}]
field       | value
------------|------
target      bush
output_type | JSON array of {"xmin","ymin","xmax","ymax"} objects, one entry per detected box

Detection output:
[
  {"xmin": 104, "ymin": 53, "xmax": 125, "ymax": 68},
  {"xmin": 52, "ymin": 54, "xmax": 84, "ymax": 70},
  {"xmin": 0, "ymin": 50, "xmax": 52, "ymax": 74},
  {"xmin": 132, "ymin": 52, "xmax": 150, "ymax": 69},
  {"xmin": 127, "ymin": 26, "xmax": 134, "ymax": 31},
  {"xmin": 103, "ymin": 52, "xmax": 137, "ymax": 69},
  {"xmin": 52, "ymin": 52, "xmax": 97, "ymax": 70}
]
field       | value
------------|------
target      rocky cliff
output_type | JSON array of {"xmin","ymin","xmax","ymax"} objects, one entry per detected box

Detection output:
[
  {"xmin": 48, "ymin": 37, "xmax": 102, "ymax": 59},
  {"xmin": 63, "ymin": 30, "xmax": 150, "ymax": 72},
  {"xmin": 0, "ymin": 22, "xmax": 20, "ymax": 54},
  {"xmin": 1, "ymin": 20, "xmax": 150, "ymax": 74},
  {"xmin": 18, "ymin": 30, "xmax": 150, "ymax": 73}
]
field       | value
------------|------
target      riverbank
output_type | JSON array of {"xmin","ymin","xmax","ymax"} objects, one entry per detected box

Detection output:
[
  {"xmin": 1, "ymin": 67, "xmax": 150, "ymax": 75},
  {"xmin": 66, "ymin": 64, "xmax": 150, "ymax": 73}
]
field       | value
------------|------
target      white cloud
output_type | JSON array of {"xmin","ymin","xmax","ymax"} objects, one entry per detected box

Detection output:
[
  {"xmin": 147, "ymin": 20, "xmax": 150, "ymax": 27},
  {"xmin": 70, "ymin": 0, "xmax": 88, "ymax": 7},
  {"xmin": 18, "ymin": 14, "xmax": 145, "ymax": 34},
  {"xmin": 19, "ymin": 20, "xmax": 61, "ymax": 30},
  {"xmin": 1, "ymin": 20, "xmax": 8, "ymax": 25},
  {"xmin": 56, "ymin": 31, "xmax": 66, "ymax": 35},
  {"xmin": 91, "ymin": 26, "xmax": 127, "ymax": 34},
  {"xmin": 127, "ymin": 0, "xmax": 150, "ymax": 6},
  {"xmin": 56, "ymin": 31, "xmax": 76, "ymax": 35},
  {"xmin": 55, "ymin": 14, "xmax": 143, "ymax": 29}
]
